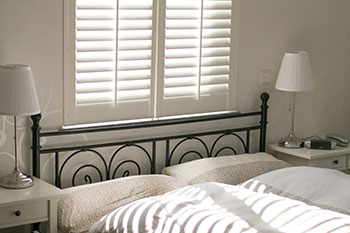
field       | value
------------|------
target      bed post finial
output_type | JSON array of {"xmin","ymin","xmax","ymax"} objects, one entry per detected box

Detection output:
[
  {"xmin": 259, "ymin": 92, "xmax": 269, "ymax": 152},
  {"xmin": 31, "ymin": 113, "xmax": 42, "ymax": 178}
]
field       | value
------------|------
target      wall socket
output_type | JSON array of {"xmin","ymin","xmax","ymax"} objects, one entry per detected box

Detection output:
[{"xmin": 260, "ymin": 69, "xmax": 272, "ymax": 85}]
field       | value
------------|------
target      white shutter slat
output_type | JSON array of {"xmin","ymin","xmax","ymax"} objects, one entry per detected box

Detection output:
[
  {"xmin": 76, "ymin": 0, "xmax": 115, "ymax": 9},
  {"xmin": 119, "ymin": 0, "xmax": 152, "ymax": 9},
  {"xmin": 118, "ymin": 60, "xmax": 151, "ymax": 71},
  {"xmin": 117, "ymin": 70, "xmax": 151, "ymax": 81},
  {"xmin": 76, "ymin": 61, "xmax": 115, "ymax": 73},
  {"xmin": 77, "ymin": 72, "xmax": 115, "ymax": 83},
  {"xmin": 204, "ymin": 1, "xmax": 232, "ymax": 9},
  {"xmin": 76, "ymin": 10, "xmax": 115, "ymax": 20},
  {"xmin": 118, "ymin": 40, "xmax": 152, "ymax": 50},
  {"xmin": 203, "ymin": 19, "xmax": 231, "ymax": 28},
  {"xmin": 77, "ymin": 31, "xmax": 115, "ymax": 41},
  {"xmin": 76, "ymin": 20, "xmax": 116, "ymax": 30},
  {"xmin": 77, "ymin": 93, "xmax": 114, "ymax": 104},
  {"xmin": 201, "ymin": 56, "xmax": 229, "ymax": 66},
  {"xmin": 76, "ymin": 41, "xmax": 115, "ymax": 52},
  {"xmin": 165, "ymin": 48, "xmax": 199, "ymax": 58},
  {"xmin": 76, "ymin": 51, "xmax": 115, "ymax": 62},
  {"xmin": 118, "ymin": 10, "xmax": 152, "ymax": 20},
  {"xmin": 201, "ymin": 74, "xmax": 229, "ymax": 85},
  {"xmin": 119, "ymin": 20, "xmax": 152, "ymax": 30},
  {"xmin": 202, "ymin": 47, "xmax": 230, "ymax": 57},
  {"xmin": 77, "ymin": 82, "xmax": 114, "ymax": 93},
  {"xmin": 118, "ymin": 50, "xmax": 151, "ymax": 61},
  {"xmin": 117, "ymin": 90, "xmax": 150, "ymax": 101},
  {"xmin": 165, "ymin": 67, "xmax": 198, "ymax": 78},
  {"xmin": 165, "ymin": 58, "xmax": 199, "ymax": 68}
]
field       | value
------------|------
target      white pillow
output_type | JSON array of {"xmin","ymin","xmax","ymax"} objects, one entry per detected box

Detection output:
[
  {"xmin": 240, "ymin": 166, "xmax": 350, "ymax": 215},
  {"xmin": 162, "ymin": 152, "xmax": 290, "ymax": 185},
  {"xmin": 58, "ymin": 175, "xmax": 185, "ymax": 233}
]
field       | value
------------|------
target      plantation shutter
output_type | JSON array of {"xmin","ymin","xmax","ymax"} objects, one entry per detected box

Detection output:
[
  {"xmin": 64, "ymin": 0, "xmax": 239, "ymax": 126},
  {"xmin": 157, "ymin": 0, "xmax": 236, "ymax": 117},
  {"xmin": 64, "ymin": 0, "xmax": 156, "ymax": 125}
]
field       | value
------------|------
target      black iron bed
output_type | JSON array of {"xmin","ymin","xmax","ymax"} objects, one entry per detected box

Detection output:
[{"xmin": 31, "ymin": 92, "xmax": 269, "ymax": 189}]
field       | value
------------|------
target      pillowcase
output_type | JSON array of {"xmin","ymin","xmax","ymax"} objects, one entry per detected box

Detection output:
[
  {"xmin": 240, "ymin": 166, "xmax": 350, "ymax": 215},
  {"xmin": 162, "ymin": 152, "xmax": 290, "ymax": 185},
  {"xmin": 58, "ymin": 175, "xmax": 185, "ymax": 233}
]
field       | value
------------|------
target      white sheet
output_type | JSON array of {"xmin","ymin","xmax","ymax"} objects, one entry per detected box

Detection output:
[
  {"xmin": 240, "ymin": 166, "xmax": 350, "ymax": 215},
  {"xmin": 89, "ymin": 182, "xmax": 350, "ymax": 233}
]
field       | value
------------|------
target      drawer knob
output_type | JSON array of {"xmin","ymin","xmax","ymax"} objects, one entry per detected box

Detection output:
[
  {"xmin": 15, "ymin": 210, "xmax": 21, "ymax": 217},
  {"xmin": 333, "ymin": 160, "xmax": 339, "ymax": 165}
]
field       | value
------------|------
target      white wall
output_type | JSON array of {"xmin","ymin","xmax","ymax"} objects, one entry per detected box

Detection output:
[{"xmin": 0, "ymin": 0, "xmax": 349, "ymax": 181}]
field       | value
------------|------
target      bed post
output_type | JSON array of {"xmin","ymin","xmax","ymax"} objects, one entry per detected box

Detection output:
[
  {"xmin": 31, "ymin": 113, "xmax": 42, "ymax": 178},
  {"xmin": 259, "ymin": 92, "xmax": 269, "ymax": 152}
]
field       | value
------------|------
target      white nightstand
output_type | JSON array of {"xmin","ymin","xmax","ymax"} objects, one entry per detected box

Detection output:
[
  {"xmin": 0, "ymin": 177, "xmax": 64, "ymax": 233},
  {"xmin": 268, "ymin": 144, "xmax": 350, "ymax": 172}
]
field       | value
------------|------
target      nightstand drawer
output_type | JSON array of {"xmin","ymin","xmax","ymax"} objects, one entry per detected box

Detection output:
[
  {"xmin": 310, "ymin": 155, "xmax": 347, "ymax": 169},
  {"xmin": 0, "ymin": 201, "xmax": 48, "ymax": 226}
]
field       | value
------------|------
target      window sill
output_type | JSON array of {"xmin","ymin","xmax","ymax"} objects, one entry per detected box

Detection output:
[{"xmin": 62, "ymin": 110, "xmax": 239, "ymax": 130}]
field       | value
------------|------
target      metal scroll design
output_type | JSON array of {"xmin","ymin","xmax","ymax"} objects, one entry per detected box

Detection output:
[
  {"xmin": 167, "ymin": 137, "xmax": 209, "ymax": 166},
  {"xmin": 57, "ymin": 144, "xmax": 153, "ymax": 188},
  {"xmin": 209, "ymin": 132, "xmax": 247, "ymax": 157},
  {"xmin": 108, "ymin": 144, "xmax": 152, "ymax": 179},
  {"xmin": 57, "ymin": 149, "xmax": 108, "ymax": 188},
  {"xmin": 167, "ymin": 132, "xmax": 247, "ymax": 166}
]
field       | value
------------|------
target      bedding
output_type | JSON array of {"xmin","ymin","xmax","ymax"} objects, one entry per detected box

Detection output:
[
  {"xmin": 162, "ymin": 152, "xmax": 290, "ymax": 185},
  {"xmin": 89, "ymin": 181, "xmax": 350, "ymax": 233},
  {"xmin": 58, "ymin": 175, "xmax": 185, "ymax": 233},
  {"xmin": 240, "ymin": 166, "xmax": 350, "ymax": 215}
]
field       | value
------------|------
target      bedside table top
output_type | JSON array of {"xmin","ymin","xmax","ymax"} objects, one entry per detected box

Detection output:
[
  {"xmin": 269, "ymin": 144, "xmax": 350, "ymax": 160},
  {"xmin": 0, "ymin": 177, "xmax": 64, "ymax": 207}
]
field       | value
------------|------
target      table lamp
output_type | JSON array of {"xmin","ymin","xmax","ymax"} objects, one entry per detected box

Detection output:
[
  {"xmin": 275, "ymin": 51, "xmax": 314, "ymax": 148},
  {"xmin": 0, "ymin": 64, "xmax": 40, "ymax": 188}
]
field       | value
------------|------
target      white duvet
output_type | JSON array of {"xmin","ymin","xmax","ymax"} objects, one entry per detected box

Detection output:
[{"xmin": 89, "ymin": 182, "xmax": 350, "ymax": 233}]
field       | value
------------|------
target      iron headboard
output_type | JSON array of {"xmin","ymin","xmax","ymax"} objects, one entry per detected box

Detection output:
[{"xmin": 31, "ymin": 92, "xmax": 269, "ymax": 188}]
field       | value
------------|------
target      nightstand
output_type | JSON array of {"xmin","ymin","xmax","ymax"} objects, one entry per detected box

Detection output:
[
  {"xmin": 0, "ymin": 177, "xmax": 64, "ymax": 233},
  {"xmin": 268, "ymin": 144, "xmax": 350, "ymax": 172}
]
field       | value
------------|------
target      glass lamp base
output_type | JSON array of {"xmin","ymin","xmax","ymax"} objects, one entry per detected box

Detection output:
[
  {"xmin": 278, "ymin": 132, "xmax": 303, "ymax": 148},
  {"xmin": 0, "ymin": 169, "xmax": 33, "ymax": 189}
]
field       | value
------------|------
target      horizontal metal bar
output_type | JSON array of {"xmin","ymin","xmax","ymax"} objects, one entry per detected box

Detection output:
[
  {"xmin": 40, "ymin": 110, "xmax": 261, "ymax": 137},
  {"xmin": 39, "ymin": 125, "xmax": 261, "ymax": 154}
]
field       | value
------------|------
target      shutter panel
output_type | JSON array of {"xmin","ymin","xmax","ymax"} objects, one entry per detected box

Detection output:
[
  {"xmin": 75, "ymin": 0, "xmax": 117, "ymax": 105},
  {"xmin": 164, "ymin": 0, "xmax": 201, "ymax": 98},
  {"xmin": 157, "ymin": 0, "xmax": 235, "ymax": 117},
  {"xmin": 65, "ymin": 0, "xmax": 155, "ymax": 125},
  {"xmin": 200, "ymin": 0, "xmax": 231, "ymax": 95},
  {"xmin": 117, "ymin": 0, "xmax": 153, "ymax": 102}
]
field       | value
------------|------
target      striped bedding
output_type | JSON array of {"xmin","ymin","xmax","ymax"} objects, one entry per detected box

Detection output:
[{"xmin": 89, "ymin": 182, "xmax": 350, "ymax": 233}]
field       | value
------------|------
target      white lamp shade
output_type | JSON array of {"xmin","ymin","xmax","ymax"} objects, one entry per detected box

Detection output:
[
  {"xmin": 0, "ymin": 64, "xmax": 40, "ymax": 116},
  {"xmin": 275, "ymin": 51, "xmax": 314, "ymax": 92}
]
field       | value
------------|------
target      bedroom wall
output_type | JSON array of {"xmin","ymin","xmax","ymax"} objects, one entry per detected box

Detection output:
[{"xmin": 0, "ymin": 0, "xmax": 349, "ymax": 182}]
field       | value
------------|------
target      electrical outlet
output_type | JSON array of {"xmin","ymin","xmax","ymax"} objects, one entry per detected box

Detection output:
[{"xmin": 260, "ymin": 70, "xmax": 272, "ymax": 85}]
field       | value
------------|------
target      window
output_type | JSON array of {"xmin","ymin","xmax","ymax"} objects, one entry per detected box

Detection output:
[{"xmin": 64, "ymin": 0, "xmax": 240, "ymax": 126}]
